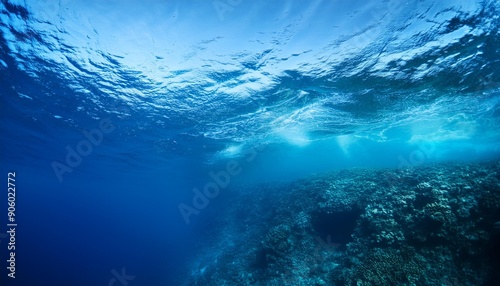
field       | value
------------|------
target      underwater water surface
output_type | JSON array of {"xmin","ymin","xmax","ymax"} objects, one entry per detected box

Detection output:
[{"xmin": 1, "ymin": 0, "xmax": 500, "ymax": 285}]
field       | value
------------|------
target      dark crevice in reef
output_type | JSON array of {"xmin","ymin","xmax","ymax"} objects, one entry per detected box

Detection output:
[{"xmin": 312, "ymin": 207, "xmax": 362, "ymax": 245}]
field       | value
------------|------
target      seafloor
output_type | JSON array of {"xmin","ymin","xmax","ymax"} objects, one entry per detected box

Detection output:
[{"xmin": 183, "ymin": 160, "xmax": 500, "ymax": 285}]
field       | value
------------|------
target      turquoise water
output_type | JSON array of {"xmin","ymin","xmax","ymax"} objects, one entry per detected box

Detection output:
[{"xmin": 1, "ymin": 0, "xmax": 499, "ymax": 285}]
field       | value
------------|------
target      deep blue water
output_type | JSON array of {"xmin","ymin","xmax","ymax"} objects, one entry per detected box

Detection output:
[{"xmin": 0, "ymin": 0, "xmax": 500, "ymax": 285}]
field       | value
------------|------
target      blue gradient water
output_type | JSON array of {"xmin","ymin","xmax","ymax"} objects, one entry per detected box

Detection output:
[{"xmin": 1, "ymin": 0, "xmax": 499, "ymax": 285}]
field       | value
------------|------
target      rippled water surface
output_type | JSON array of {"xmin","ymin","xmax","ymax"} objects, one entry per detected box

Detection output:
[{"xmin": 1, "ymin": 0, "xmax": 499, "ymax": 285}]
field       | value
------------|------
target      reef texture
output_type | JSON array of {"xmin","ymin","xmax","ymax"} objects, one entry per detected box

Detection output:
[{"xmin": 183, "ymin": 160, "xmax": 500, "ymax": 285}]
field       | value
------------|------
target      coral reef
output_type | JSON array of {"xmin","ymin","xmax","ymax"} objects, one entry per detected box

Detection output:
[{"xmin": 182, "ymin": 160, "xmax": 500, "ymax": 285}]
